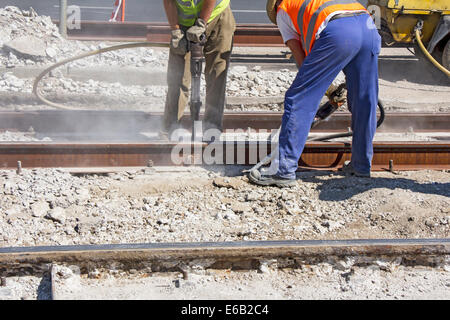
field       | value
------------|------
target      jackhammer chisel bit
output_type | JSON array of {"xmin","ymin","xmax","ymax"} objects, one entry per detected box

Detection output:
[
  {"xmin": 311, "ymin": 82, "xmax": 347, "ymax": 128},
  {"xmin": 188, "ymin": 35, "xmax": 206, "ymax": 141}
]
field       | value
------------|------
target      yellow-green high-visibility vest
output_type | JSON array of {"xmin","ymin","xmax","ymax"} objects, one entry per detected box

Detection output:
[{"xmin": 175, "ymin": 0, "xmax": 230, "ymax": 27}]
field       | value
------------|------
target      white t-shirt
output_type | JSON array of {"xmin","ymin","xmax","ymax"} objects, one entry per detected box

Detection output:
[
  {"xmin": 276, "ymin": 9, "xmax": 299, "ymax": 43},
  {"xmin": 276, "ymin": 9, "xmax": 367, "ymax": 44}
]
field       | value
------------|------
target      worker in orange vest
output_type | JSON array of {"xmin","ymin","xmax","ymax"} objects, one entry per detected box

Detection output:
[{"xmin": 249, "ymin": 0, "xmax": 381, "ymax": 187}]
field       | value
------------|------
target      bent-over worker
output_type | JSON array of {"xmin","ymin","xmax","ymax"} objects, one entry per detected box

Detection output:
[
  {"xmin": 161, "ymin": 0, "xmax": 236, "ymax": 139},
  {"xmin": 249, "ymin": 0, "xmax": 381, "ymax": 187}
]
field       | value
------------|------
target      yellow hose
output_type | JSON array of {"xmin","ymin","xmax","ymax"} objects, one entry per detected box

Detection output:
[
  {"xmin": 415, "ymin": 27, "xmax": 450, "ymax": 77},
  {"xmin": 33, "ymin": 42, "xmax": 169, "ymax": 110}
]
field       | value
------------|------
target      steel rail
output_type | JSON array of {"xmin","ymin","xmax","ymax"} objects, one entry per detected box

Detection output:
[
  {"xmin": 0, "ymin": 141, "xmax": 448, "ymax": 170},
  {"xmin": 54, "ymin": 20, "xmax": 413, "ymax": 48},
  {"xmin": 0, "ymin": 112, "xmax": 448, "ymax": 170},
  {"xmin": 56, "ymin": 21, "xmax": 284, "ymax": 46},
  {"xmin": 0, "ymin": 239, "xmax": 449, "ymax": 275}
]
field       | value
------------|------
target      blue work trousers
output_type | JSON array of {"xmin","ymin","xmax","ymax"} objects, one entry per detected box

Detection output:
[{"xmin": 277, "ymin": 13, "xmax": 381, "ymax": 179}]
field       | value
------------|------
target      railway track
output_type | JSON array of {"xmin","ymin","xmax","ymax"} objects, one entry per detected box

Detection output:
[
  {"xmin": 0, "ymin": 238, "xmax": 448, "ymax": 300},
  {"xmin": 1, "ymin": 239, "xmax": 448, "ymax": 276},
  {"xmin": 1, "ymin": 141, "xmax": 448, "ymax": 171},
  {"xmin": 60, "ymin": 21, "xmax": 284, "ymax": 46},
  {"xmin": 0, "ymin": 113, "xmax": 448, "ymax": 300},
  {"xmin": 0, "ymin": 111, "xmax": 449, "ymax": 171}
]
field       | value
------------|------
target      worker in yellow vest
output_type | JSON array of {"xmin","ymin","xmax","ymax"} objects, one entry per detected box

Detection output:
[
  {"xmin": 249, "ymin": 0, "xmax": 381, "ymax": 187},
  {"xmin": 162, "ymin": 0, "xmax": 236, "ymax": 139}
]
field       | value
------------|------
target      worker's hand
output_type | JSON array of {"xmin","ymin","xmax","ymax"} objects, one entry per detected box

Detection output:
[
  {"xmin": 170, "ymin": 29, "xmax": 188, "ymax": 55},
  {"xmin": 186, "ymin": 18, "xmax": 207, "ymax": 44},
  {"xmin": 326, "ymin": 83, "xmax": 347, "ymax": 107}
]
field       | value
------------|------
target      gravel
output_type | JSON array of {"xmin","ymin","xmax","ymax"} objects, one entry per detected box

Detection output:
[
  {"xmin": 0, "ymin": 167, "xmax": 448, "ymax": 247},
  {"xmin": 2, "ymin": 260, "xmax": 449, "ymax": 300},
  {"xmin": 0, "ymin": 6, "xmax": 167, "ymax": 70},
  {"xmin": 0, "ymin": 123, "xmax": 54, "ymax": 142}
]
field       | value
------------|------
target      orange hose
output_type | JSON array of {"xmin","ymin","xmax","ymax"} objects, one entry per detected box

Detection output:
[{"xmin": 121, "ymin": 0, "xmax": 125, "ymax": 22}]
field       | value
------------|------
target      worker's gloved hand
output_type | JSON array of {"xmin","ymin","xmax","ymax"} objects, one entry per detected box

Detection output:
[
  {"xmin": 326, "ymin": 83, "xmax": 347, "ymax": 106},
  {"xmin": 170, "ymin": 29, "xmax": 188, "ymax": 55},
  {"xmin": 186, "ymin": 18, "xmax": 207, "ymax": 44}
]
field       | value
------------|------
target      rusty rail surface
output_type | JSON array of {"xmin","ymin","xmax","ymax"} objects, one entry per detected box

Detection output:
[
  {"xmin": 0, "ymin": 239, "xmax": 448, "ymax": 275},
  {"xmin": 0, "ymin": 141, "xmax": 448, "ymax": 171},
  {"xmin": 59, "ymin": 21, "xmax": 284, "ymax": 46},
  {"xmin": 0, "ymin": 111, "xmax": 448, "ymax": 170},
  {"xmin": 58, "ymin": 20, "xmax": 413, "ymax": 48}
]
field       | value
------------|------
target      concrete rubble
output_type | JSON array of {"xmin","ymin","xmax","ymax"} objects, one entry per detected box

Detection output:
[
  {"xmin": 0, "ymin": 6, "xmax": 167, "ymax": 69},
  {"xmin": 3, "ymin": 262, "xmax": 440, "ymax": 300},
  {"xmin": 0, "ymin": 6, "xmax": 335, "ymax": 110},
  {"xmin": 1, "ymin": 5, "xmax": 449, "ymax": 113},
  {"xmin": 0, "ymin": 168, "xmax": 448, "ymax": 247},
  {"xmin": 2, "ymin": 261, "xmax": 449, "ymax": 300},
  {"xmin": 0, "ymin": 129, "xmax": 50, "ymax": 142}
]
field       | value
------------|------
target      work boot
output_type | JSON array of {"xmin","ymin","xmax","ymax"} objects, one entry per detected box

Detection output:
[
  {"xmin": 248, "ymin": 169, "xmax": 297, "ymax": 188},
  {"xmin": 340, "ymin": 161, "xmax": 371, "ymax": 178}
]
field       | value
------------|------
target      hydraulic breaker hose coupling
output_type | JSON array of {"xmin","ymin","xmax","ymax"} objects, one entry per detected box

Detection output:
[{"xmin": 187, "ymin": 37, "xmax": 206, "ymax": 141}]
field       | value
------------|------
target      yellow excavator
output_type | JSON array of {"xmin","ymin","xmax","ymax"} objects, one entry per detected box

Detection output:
[{"xmin": 365, "ymin": 0, "xmax": 450, "ymax": 76}]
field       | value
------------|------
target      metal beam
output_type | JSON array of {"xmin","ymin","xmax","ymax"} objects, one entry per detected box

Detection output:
[
  {"xmin": 0, "ymin": 239, "xmax": 448, "ymax": 275},
  {"xmin": 0, "ymin": 141, "xmax": 448, "ymax": 170}
]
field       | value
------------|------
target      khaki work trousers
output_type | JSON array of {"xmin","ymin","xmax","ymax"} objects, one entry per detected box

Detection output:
[{"xmin": 163, "ymin": 5, "xmax": 236, "ymax": 133}]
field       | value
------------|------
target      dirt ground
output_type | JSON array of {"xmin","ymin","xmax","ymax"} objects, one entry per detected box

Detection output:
[{"xmin": 0, "ymin": 167, "xmax": 448, "ymax": 248}]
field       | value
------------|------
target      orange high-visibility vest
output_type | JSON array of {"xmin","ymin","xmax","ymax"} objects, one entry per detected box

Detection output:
[{"xmin": 278, "ymin": 0, "xmax": 367, "ymax": 56}]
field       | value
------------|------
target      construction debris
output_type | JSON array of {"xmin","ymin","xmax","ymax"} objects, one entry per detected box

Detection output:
[
  {"xmin": 1, "ymin": 6, "xmax": 449, "ymax": 113},
  {"xmin": 0, "ymin": 6, "xmax": 167, "ymax": 69},
  {"xmin": 0, "ymin": 168, "xmax": 448, "ymax": 247}
]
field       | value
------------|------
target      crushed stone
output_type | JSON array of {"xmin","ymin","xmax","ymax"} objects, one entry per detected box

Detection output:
[{"xmin": 0, "ymin": 168, "xmax": 448, "ymax": 247}]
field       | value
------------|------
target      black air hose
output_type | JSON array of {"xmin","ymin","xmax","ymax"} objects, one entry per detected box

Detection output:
[{"xmin": 308, "ymin": 99, "xmax": 385, "ymax": 142}]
